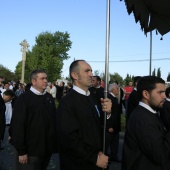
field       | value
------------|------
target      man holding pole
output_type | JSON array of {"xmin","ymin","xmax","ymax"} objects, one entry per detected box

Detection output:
[{"xmin": 57, "ymin": 60, "xmax": 112, "ymax": 170}]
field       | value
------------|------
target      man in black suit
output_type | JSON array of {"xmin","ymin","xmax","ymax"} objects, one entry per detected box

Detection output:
[
  {"xmin": 126, "ymin": 76, "xmax": 141, "ymax": 123},
  {"xmin": 160, "ymin": 87, "xmax": 170, "ymax": 130},
  {"xmin": 106, "ymin": 83, "xmax": 120, "ymax": 162},
  {"xmin": 89, "ymin": 76, "xmax": 104, "ymax": 113},
  {"xmin": 113, "ymin": 81, "xmax": 125, "ymax": 115},
  {"xmin": 0, "ymin": 90, "xmax": 14, "ymax": 150},
  {"xmin": 57, "ymin": 60, "xmax": 112, "ymax": 170},
  {"xmin": 122, "ymin": 76, "xmax": 170, "ymax": 170}
]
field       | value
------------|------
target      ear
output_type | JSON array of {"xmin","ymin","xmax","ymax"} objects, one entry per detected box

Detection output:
[
  {"xmin": 142, "ymin": 90, "xmax": 150, "ymax": 100},
  {"xmin": 31, "ymin": 79, "xmax": 36, "ymax": 86},
  {"xmin": 71, "ymin": 72, "xmax": 78, "ymax": 80}
]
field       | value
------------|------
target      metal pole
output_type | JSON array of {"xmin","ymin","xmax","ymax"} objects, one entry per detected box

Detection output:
[
  {"xmin": 103, "ymin": 0, "xmax": 110, "ymax": 155},
  {"xmin": 21, "ymin": 55, "xmax": 26, "ymax": 84},
  {"xmin": 149, "ymin": 31, "xmax": 152, "ymax": 75}
]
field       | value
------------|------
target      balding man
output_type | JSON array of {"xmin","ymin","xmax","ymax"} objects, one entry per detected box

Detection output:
[
  {"xmin": 57, "ymin": 60, "xmax": 112, "ymax": 170},
  {"xmin": 106, "ymin": 83, "xmax": 121, "ymax": 162}
]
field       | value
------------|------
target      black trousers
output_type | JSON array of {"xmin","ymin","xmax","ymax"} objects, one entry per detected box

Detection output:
[
  {"xmin": 13, "ymin": 147, "xmax": 51, "ymax": 170},
  {"xmin": 105, "ymin": 132, "xmax": 119, "ymax": 161}
]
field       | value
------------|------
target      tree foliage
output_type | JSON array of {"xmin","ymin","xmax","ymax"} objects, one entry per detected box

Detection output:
[
  {"xmin": 93, "ymin": 70, "xmax": 100, "ymax": 76},
  {"xmin": 0, "ymin": 65, "xmax": 18, "ymax": 82},
  {"xmin": 124, "ymin": 74, "xmax": 133, "ymax": 86},
  {"xmin": 15, "ymin": 31, "xmax": 72, "ymax": 83},
  {"xmin": 157, "ymin": 67, "xmax": 161, "ymax": 78},
  {"xmin": 152, "ymin": 68, "xmax": 156, "ymax": 76},
  {"xmin": 109, "ymin": 72, "xmax": 124, "ymax": 85},
  {"xmin": 167, "ymin": 73, "xmax": 170, "ymax": 81}
]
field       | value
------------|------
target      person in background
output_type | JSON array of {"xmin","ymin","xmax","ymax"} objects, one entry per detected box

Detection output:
[
  {"xmin": 106, "ymin": 83, "xmax": 121, "ymax": 162},
  {"xmin": 63, "ymin": 81, "xmax": 72, "ymax": 96},
  {"xmin": 57, "ymin": 60, "xmax": 112, "ymax": 170},
  {"xmin": 0, "ymin": 82, "xmax": 3, "ymax": 92},
  {"xmin": 113, "ymin": 81, "xmax": 125, "ymax": 115},
  {"xmin": 9, "ymin": 69, "xmax": 58, "ymax": 170},
  {"xmin": 124, "ymin": 81, "xmax": 133, "ymax": 109},
  {"xmin": 50, "ymin": 82, "xmax": 57, "ymax": 100},
  {"xmin": 160, "ymin": 86, "xmax": 170, "ymax": 131},
  {"xmin": 46, "ymin": 82, "xmax": 51, "ymax": 93},
  {"xmin": 89, "ymin": 76, "xmax": 104, "ymax": 113},
  {"xmin": 126, "ymin": 76, "xmax": 141, "ymax": 123},
  {"xmin": 9, "ymin": 82, "xmax": 13, "ymax": 90},
  {"xmin": 56, "ymin": 81, "xmax": 65, "ymax": 103},
  {"xmin": 0, "ymin": 90, "xmax": 14, "ymax": 150},
  {"xmin": 1, "ymin": 83, "xmax": 13, "ymax": 125},
  {"xmin": 122, "ymin": 76, "xmax": 170, "ymax": 170}
]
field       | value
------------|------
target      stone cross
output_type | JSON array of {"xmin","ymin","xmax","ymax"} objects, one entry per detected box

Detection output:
[{"xmin": 20, "ymin": 39, "xmax": 29, "ymax": 83}]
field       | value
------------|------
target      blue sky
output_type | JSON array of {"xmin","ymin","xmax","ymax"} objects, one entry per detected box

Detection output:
[{"xmin": 1, "ymin": 0, "xmax": 170, "ymax": 81}]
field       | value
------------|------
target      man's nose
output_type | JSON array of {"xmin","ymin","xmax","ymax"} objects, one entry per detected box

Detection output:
[{"xmin": 162, "ymin": 92, "xmax": 166, "ymax": 99}]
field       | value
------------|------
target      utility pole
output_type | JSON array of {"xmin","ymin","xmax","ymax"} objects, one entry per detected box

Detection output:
[{"xmin": 20, "ymin": 39, "xmax": 29, "ymax": 84}]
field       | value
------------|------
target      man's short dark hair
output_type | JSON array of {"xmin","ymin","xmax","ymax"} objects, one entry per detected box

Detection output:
[
  {"xmin": 69, "ymin": 60, "xmax": 85, "ymax": 81},
  {"xmin": 134, "ymin": 76, "xmax": 142, "ymax": 86},
  {"xmin": 165, "ymin": 87, "xmax": 170, "ymax": 98},
  {"xmin": 93, "ymin": 76, "xmax": 101, "ymax": 82},
  {"xmin": 137, "ymin": 76, "xmax": 165, "ymax": 100},
  {"xmin": 30, "ymin": 69, "xmax": 46, "ymax": 82},
  {"xmin": 3, "ymin": 90, "xmax": 15, "ymax": 98}
]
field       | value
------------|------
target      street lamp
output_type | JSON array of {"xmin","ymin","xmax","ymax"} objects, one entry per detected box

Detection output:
[{"xmin": 20, "ymin": 39, "xmax": 29, "ymax": 84}]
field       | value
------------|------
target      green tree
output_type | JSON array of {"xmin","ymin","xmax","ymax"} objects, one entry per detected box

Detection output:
[
  {"xmin": 124, "ymin": 74, "xmax": 132, "ymax": 86},
  {"xmin": 152, "ymin": 68, "xmax": 156, "ymax": 76},
  {"xmin": 0, "ymin": 64, "xmax": 18, "ymax": 82},
  {"xmin": 157, "ymin": 67, "xmax": 161, "ymax": 78},
  {"xmin": 109, "ymin": 72, "xmax": 124, "ymax": 85},
  {"xmin": 167, "ymin": 72, "xmax": 170, "ymax": 81},
  {"xmin": 93, "ymin": 70, "xmax": 100, "ymax": 76},
  {"xmin": 15, "ymin": 31, "xmax": 72, "ymax": 83}
]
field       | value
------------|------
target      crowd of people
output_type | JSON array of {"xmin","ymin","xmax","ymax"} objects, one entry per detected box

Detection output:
[{"xmin": 0, "ymin": 60, "xmax": 170, "ymax": 170}]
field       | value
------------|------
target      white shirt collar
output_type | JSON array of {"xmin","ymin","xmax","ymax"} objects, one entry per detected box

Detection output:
[
  {"xmin": 95, "ymin": 85, "xmax": 101, "ymax": 89},
  {"xmin": 30, "ymin": 86, "xmax": 46, "ymax": 95},
  {"xmin": 73, "ymin": 85, "xmax": 90, "ymax": 96},
  {"xmin": 134, "ymin": 87, "xmax": 137, "ymax": 91},
  {"xmin": 166, "ymin": 98, "xmax": 170, "ymax": 102},
  {"xmin": 110, "ymin": 92, "xmax": 116, "ymax": 97},
  {"xmin": 139, "ymin": 101, "xmax": 157, "ymax": 114}
]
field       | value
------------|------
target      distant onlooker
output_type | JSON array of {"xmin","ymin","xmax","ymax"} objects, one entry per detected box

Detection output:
[
  {"xmin": 124, "ymin": 81, "xmax": 133, "ymax": 108},
  {"xmin": 126, "ymin": 76, "xmax": 141, "ymax": 123},
  {"xmin": 1, "ymin": 83, "xmax": 13, "ymax": 125},
  {"xmin": 63, "ymin": 81, "xmax": 72, "ymax": 96},
  {"xmin": 15, "ymin": 84, "xmax": 24, "ymax": 97},
  {"xmin": 160, "ymin": 87, "xmax": 170, "ymax": 131},
  {"xmin": 56, "ymin": 81, "xmax": 65, "ymax": 102},
  {"xmin": 0, "ymin": 90, "xmax": 14, "ymax": 150},
  {"xmin": 9, "ymin": 82, "xmax": 13, "ymax": 90},
  {"xmin": 46, "ymin": 82, "xmax": 51, "ymax": 93},
  {"xmin": 50, "ymin": 82, "xmax": 57, "ymax": 100},
  {"xmin": 113, "ymin": 81, "xmax": 125, "ymax": 114}
]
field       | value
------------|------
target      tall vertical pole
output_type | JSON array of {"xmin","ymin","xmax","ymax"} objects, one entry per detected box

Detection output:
[
  {"xmin": 149, "ymin": 31, "xmax": 152, "ymax": 75},
  {"xmin": 103, "ymin": 0, "xmax": 110, "ymax": 155},
  {"xmin": 20, "ymin": 39, "xmax": 29, "ymax": 84}
]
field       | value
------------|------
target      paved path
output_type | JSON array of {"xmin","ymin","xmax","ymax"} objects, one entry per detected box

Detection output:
[{"xmin": 0, "ymin": 127, "xmax": 124, "ymax": 170}]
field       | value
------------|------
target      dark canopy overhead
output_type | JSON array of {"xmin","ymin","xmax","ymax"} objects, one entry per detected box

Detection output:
[{"xmin": 124, "ymin": 0, "xmax": 170, "ymax": 36}]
